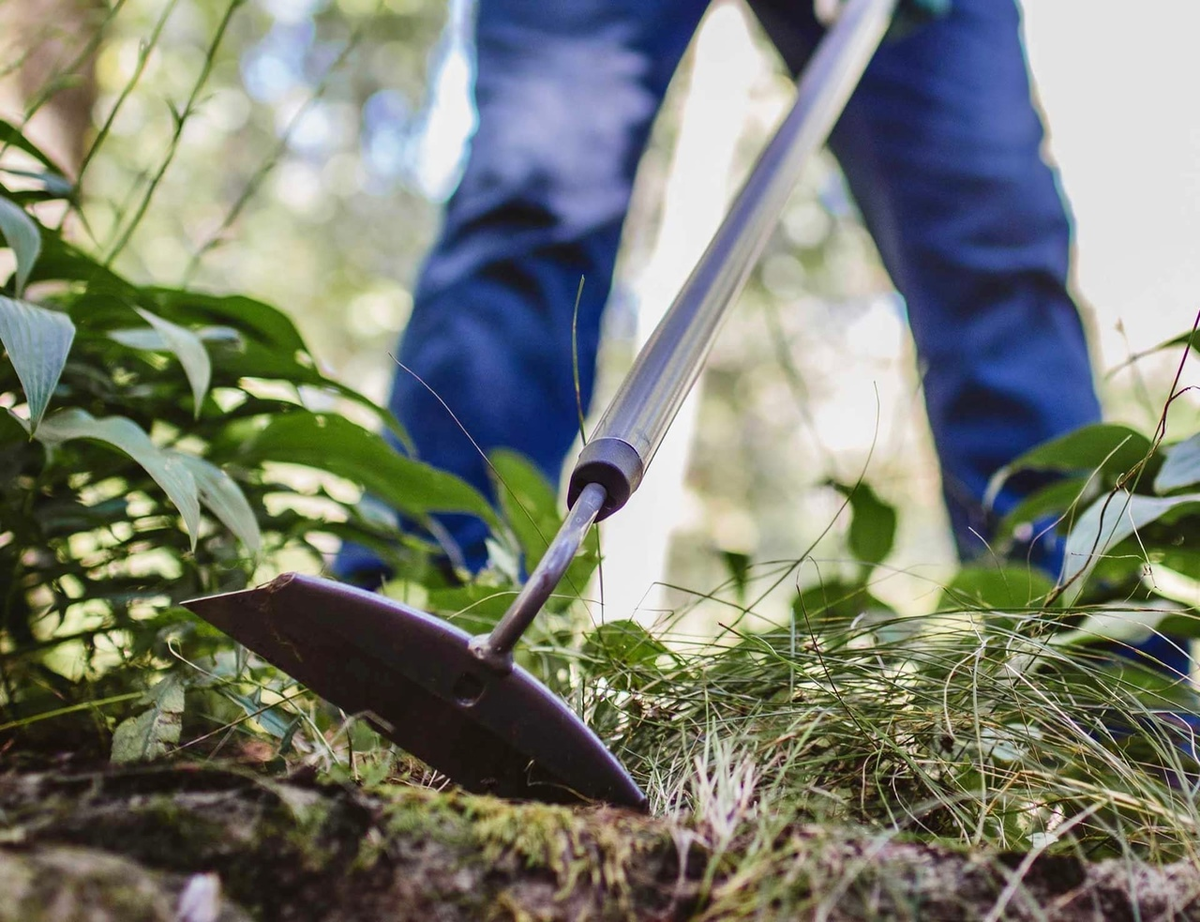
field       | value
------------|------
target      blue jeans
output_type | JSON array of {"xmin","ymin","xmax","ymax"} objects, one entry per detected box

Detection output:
[{"xmin": 339, "ymin": 0, "xmax": 1126, "ymax": 652}]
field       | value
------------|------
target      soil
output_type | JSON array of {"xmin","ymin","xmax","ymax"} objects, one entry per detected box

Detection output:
[{"xmin": 1, "ymin": 760, "xmax": 1198, "ymax": 921}]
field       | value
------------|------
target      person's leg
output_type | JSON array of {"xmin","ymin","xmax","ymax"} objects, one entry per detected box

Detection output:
[
  {"xmin": 753, "ymin": 0, "xmax": 1100, "ymax": 548},
  {"xmin": 337, "ymin": 0, "xmax": 709, "ymax": 579},
  {"xmin": 831, "ymin": 0, "xmax": 1102, "ymax": 565},
  {"xmin": 752, "ymin": 1, "xmax": 1191, "ymax": 677}
]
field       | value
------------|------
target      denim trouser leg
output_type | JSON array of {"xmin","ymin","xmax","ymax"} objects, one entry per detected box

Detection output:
[
  {"xmin": 754, "ymin": 0, "xmax": 1187, "ymax": 676},
  {"xmin": 366, "ymin": 0, "xmax": 709, "ymax": 573},
  {"xmin": 386, "ymin": 0, "xmax": 1101, "ymax": 571},
  {"xmin": 752, "ymin": 0, "xmax": 1103, "ymax": 556}
]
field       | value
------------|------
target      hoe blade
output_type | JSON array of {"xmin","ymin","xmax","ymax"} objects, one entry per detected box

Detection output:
[{"xmin": 184, "ymin": 573, "xmax": 647, "ymax": 810}]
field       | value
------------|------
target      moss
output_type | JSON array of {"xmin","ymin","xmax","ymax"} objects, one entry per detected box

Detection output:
[
  {"xmin": 378, "ymin": 785, "xmax": 474, "ymax": 846},
  {"xmin": 462, "ymin": 795, "xmax": 675, "ymax": 917},
  {"xmin": 371, "ymin": 785, "xmax": 682, "ymax": 920},
  {"xmin": 6, "ymin": 762, "xmax": 1194, "ymax": 921},
  {"xmin": 0, "ymin": 849, "xmax": 35, "ymax": 922},
  {"xmin": 2, "ymin": 847, "xmax": 176, "ymax": 922}
]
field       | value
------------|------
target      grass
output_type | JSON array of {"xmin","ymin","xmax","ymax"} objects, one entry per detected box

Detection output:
[{"xmin": 245, "ymin": 549, "xmax": 1198, "ymax": 877}]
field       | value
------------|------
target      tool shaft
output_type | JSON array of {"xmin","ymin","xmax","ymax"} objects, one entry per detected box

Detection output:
[
  {"xmin": 567, "ymin": 0, "xmax": 896, "ymax": 520},
  {"xmin": 483, "ymin": 0, "xmax": 896, "ymax": 664},
  {"xmin": 471, "ymin": 482, "xmax": 607, "ymax": 672}
]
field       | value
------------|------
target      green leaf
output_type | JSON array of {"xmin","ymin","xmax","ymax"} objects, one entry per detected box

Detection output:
[
  {"xmin": 1120, "ymin": 328, "xmax": 1200, "ymax": 367},
  {"xmin": 1061, "ymin": 490, "xmax": 1200, "ymax": 600},
  {"xmin": 226, "ymin": 689, "xmax": 295, "ymax": 739},
  {"xmin": 0, "ymin": 295, "xmax": 75, "ymax": 433},
  {"xmin": 582, "ymin": 620, "xmax": 670, "ymax": 688},
  {"xmin": 0, "ymin": 166, "xmax": 73, "ymax": 198},
  {"xmin": 219, "ymin": 410, "xmax": 497, "ymax": 526},
  {"xmin": 26, "ymin": 231, "xmax": 129, "ymax": 291},
  {"xmin": 428, "ymin": 584, "xmax": 516, "ymax": 633},
  {"xmin": 490, "ymin": 449, "xmax": 559, "ymax": 571},
  {"xmin": 721, "ymin": 551, "xmax": 752, "ymax": 603},
  {"xmin": 940, "ymin": 566, "xmax": 1057, "ymax": 612},
  {"xmin": 110, "ymin": 674, "xmax": 185, "ymax": 762},
  {"xmin": 996, "ymin": 476, "xmax": 1091, "ymax": 543},
  {"xmin": 109, "ymin": 325, "xmax": 239, "ymax": 351},
  {"xmin": 986, "ymin": 424, "xmax": 1153, "ymax": 505},
  {"xmin": 32, "ymin": 408, "xmax": 202, "ymax": 549},
  {"xmin": 0, "ymin": 196, "xmax": 41, "ymax": 295},
  {"xmin": 147, "ymin": 290, "xmax": 306, "ymax": 354},
  {"xmin": 138, "ymin": 289, "xmax": 409, "ymax": 444},
  {"xmin": 174, "ymin": 453, "xmax": 261, "ymax": 554},
  {"xmin": 829, "ymin": 480, "xmax": 896, "ymax": 569},
  {"xmin": 1155, "ymin": 433, "xmax": 1200, "ymax": 494},
  {"xmin": 0, "ymin": 118, "xmax": 67, "ymax": 173},
  {"xmin": 792, "ymin": 579, "xmax": 889, "ymax": 628},
  {"xmin": 133, "ymin": 307, "xmax": 211, "ymax": 417}
]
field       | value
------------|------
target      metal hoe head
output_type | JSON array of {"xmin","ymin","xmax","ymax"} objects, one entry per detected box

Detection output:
[{"xmin": 185, "ymin": 570, "xmax": 647, "ymax": 809}]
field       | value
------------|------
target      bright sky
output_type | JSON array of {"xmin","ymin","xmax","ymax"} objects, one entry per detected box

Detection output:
[{"xmin": 1023, "ymin": 1, "xmax": 1200, "ymax": 362}]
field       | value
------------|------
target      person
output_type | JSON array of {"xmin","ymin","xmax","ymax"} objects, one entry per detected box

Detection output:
[{"xmin": 337, "ymin": 0, "xmax": 1189, "ymax": 680}]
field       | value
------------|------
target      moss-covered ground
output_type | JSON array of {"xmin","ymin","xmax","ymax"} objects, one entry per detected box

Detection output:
[{"xmin": 1, "ymin": 761, "xmax": 1197, "ymax": 921}]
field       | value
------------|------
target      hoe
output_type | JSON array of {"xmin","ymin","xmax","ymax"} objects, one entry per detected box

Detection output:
[{"xmin": 186, "ymin": 0, "xmax": 896, "ymax": 812}]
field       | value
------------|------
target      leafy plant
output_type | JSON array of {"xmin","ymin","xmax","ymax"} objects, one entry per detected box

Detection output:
[{"xmin": 0, "ymin": 122, "xmax": 531, "ymax": 755}]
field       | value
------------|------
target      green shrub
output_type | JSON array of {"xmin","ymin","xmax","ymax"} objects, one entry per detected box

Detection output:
[{"xmin": 0, "ymin": 121, "xmax": 506, "ymax": 754}]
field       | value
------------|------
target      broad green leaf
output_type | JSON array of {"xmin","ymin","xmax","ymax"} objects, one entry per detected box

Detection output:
[
  {"xmin": 133, "ymin": 307, "xmax": 211, "ymax": 417},
  {"xmin": 584, "ymin": 620, "xmax": 668, "ymax": 666},
  {"xmin": 32, "ymin": 408, "xmax": 202, "ymax": 549},
  {"xmin": 174, "ymin": 453, "xmax": 261, "ymax": 554},
  {"xmin": 220, "ymin": 410, "xmax": 497, "ymax": 527},
  {"xmin": 0, "ymin": 196, "xmax": 41, "ymax": 295},
  {"xmin": 1051, "ymin": 658, "xmax": 1200, "ymax": 712},
  {"xmin": 136, "ymin": 289, "xmax": 410, "ymax": 444},
  {"xmin": 0, "ymin": 295, "xmax": 74, "ymax": 432},
  {"xmin": 583, "ymin": 620, "xmax": 670, "ymax": 689},
  {"xmin": 26, "ymin": 231, "xmax": 129, "ymax": 291},
  {"xmin": 0, "ymin": 166, "xmax": 73, "ymax": 197},
  {"xmin": 1155, "ymin": 433, "xmax": 1200, "ymax": 494},
  {"xmin": 792, "ymin": 579, "xmax": 889, "ymax": 628},
  {"xmin": 490, "ymin": 449, "xmax": 559, "ymax": 571},
  {"xmin": 429, "ymin": 584, "xmax": 516, "ymax": 632},
  {"xmin": 109, "ymin": 324, "xmax": 239, "ymax": 352},
  {"xmin": 0, "ymin": 118, "xmax": 66, "ymax": 172},
  {"xmin": 996, "ymin": 476, "xmax": 1091, "ymax": 543},
  {"xmin": 829, "ymin": 479, "xmax": 896, "ymax": 569},
  {"xmin": 721, "ymin": 551, "xmax": 752, "ymax": 602},
  {"xmin": 1061, "ymin": 490, "xmax": 1200, "ymax": 600},
  {"xmin": 940, "ymin": 566, "xmax": 1057, "ymax": 612},
  {"xmin": 0, "ymin": 408, "xmax": 27, "ymax": 445},
  {"xmin": 226, "ymin": 689, "xmax": 295, "ymax": 739},
  {"xmin": 110, "ymin": 674, "xmax": 185, "ymax": 762},
  {"xmin": 986, "ymin": 424, "xmax": 1153, "ymax": 505},
  {"xmin": 147, "ymin": 290, "xmax": 306, "ymax": 354}
]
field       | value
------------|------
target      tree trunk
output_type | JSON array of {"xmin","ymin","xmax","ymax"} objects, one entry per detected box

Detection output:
[{"xmin": 0, "ymin": 0, "xmax": 99, "ymax": 175}]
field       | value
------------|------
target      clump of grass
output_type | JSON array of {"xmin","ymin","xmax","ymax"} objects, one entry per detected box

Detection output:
[{"xmin": 565, "ymin": 567, "xmax": 1200, "ymax": 869}]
